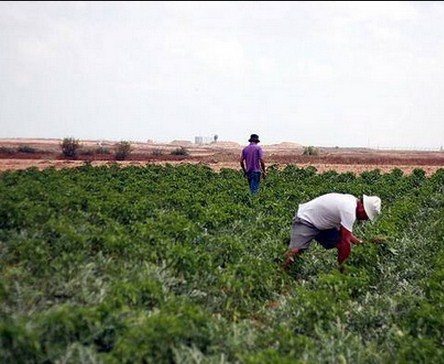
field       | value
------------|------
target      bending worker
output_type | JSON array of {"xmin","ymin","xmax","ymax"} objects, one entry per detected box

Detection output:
[{"xmin": 283, "ymin": 192, "xmax": 381, "ymax": 272}]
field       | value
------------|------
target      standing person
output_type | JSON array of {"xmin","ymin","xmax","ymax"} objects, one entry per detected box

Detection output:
[
  {"xmin": 240, "ymin": 134, "xmax": 266, "ymax": 194},
  {"xmin": 283, "ymin": 193, "xmax": 381, "ymax": 272}
]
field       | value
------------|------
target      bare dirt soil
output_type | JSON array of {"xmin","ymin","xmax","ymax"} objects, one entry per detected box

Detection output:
[{"xmin": 1, "ymin": 138, "xmax": 443, "ymax": 175}]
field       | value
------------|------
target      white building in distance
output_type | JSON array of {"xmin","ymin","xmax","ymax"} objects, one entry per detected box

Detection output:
[{"xmin": 195, "ymin": 136, "xmax": 214, "ymax": 145}]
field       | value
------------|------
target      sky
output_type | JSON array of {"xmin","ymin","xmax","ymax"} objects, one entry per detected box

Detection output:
[{"xmin": 1, "ymin": 1, "xmax": 444, "ymax": 149}]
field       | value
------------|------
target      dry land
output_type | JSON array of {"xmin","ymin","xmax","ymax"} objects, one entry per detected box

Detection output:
[{"xmin": 1, "ymin": 138, "xmax": 443, "ymax": 175}]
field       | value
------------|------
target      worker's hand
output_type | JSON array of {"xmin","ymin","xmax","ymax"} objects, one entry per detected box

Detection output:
[{"xmin": 282, "ymin": 255, "xmax": 294, "ymax": 270}]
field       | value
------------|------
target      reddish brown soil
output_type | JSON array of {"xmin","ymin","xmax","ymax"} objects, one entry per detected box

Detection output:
[{"xmin": 0, "ymin": 139, "xmax": 443, "ymax": 175}]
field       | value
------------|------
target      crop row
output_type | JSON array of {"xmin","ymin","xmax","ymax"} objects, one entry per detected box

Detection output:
[{"xmin": 0, "ymin": 164, "xmax": 443, "ymax": 363}]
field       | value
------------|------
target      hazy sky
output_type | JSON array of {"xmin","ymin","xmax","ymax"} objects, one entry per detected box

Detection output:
[{"xmin": 1, "ymin": 1, "xmax": 444, "ymax": 149}]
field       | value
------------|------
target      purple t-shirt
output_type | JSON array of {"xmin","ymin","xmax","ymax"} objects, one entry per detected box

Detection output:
[{"xmin": 241, "ymin": 143, "xmax": 264, "ymax": 172}]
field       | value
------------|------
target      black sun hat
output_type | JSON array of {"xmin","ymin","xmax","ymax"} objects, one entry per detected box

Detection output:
[{"xmin": 248, "ymin": 134, "xmax": 260, "ymax": 143}]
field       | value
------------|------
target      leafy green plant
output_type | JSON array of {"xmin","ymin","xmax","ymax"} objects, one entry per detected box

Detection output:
[{"xmin": 1, "ymin": 164, "xmax": 444, "ymax": 362}]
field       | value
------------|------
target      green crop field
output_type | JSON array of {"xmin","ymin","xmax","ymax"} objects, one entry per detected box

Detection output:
[{"xmin": 1, "ymin": 164, "xmax": 444, "ymax": 363}]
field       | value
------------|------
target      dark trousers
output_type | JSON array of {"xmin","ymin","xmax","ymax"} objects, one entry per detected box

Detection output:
[
  {"xmin": 316, "ymin": 229, "xmax": 341, "ymax": 249},
  {"xmin": 290, "ymin": 217, "xmax": 340, "ymax": 250},
  {"xmin": 247, "ymin": 171, "xmax": 261, "ymax": 194}
]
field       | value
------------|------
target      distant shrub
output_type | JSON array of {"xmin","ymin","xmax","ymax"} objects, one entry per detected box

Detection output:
[
  {"xmin": 79, "ymin": 147, "xmax": 111, "ymax": 156},
  {"xmin": 0, "ymin": 147, "xmax": 16, "ymax": 155},
  {"xmin": 171, "ymin": 147, "xmax": 189, "ymax": 156},
  {"xmin": 303, "ymin": 146, "xmax": 319, "ymax": 156},
  {"xmin": 61, "ymin": 138, "xmax": 81, "ymax": 158},
  {"xmin": 18, "ymin": 145, "xmax": 37, "ymax": 153},
  {"xmin": 152, "ymin": 148, "xmax": 164, "ymax": 156},
  {"xmin": 79, "ymin": 148, "xmax": 94, "ymax": 156},
  {"xmin": 115, "ymin": 141, "xmax": 132, "ymax": 161},
  {"xmin": 95, "ymin": 146, "xmax": 111, "ymax": 155}
]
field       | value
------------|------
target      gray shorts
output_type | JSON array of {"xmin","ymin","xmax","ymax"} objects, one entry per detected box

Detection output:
[{"xmin": 289, "ymin": 217, "xmax": 340, "ymax": 250}]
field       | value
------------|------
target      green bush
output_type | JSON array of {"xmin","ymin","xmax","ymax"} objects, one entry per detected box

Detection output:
[
  {"xmin": 114, "ymin": 141, "xmax": 131, "ymax": 161},
  {"xmin": 60, "ymin": 138, "xmax": 81, "ymax": 158}
]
